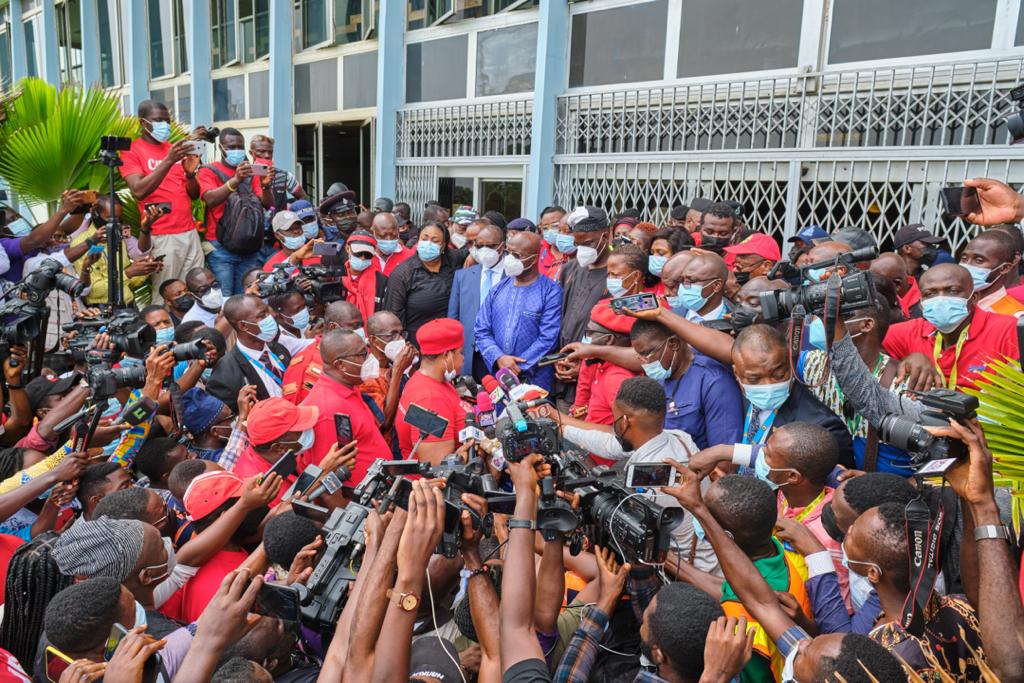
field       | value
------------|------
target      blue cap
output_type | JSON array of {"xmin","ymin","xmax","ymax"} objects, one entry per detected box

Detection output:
[
  {"xmin": 787, "ymin": 224, "xmax": 831, "ymax": 244},
  {"xmin": 182, "ymin": 388, "xmax": 227, "ymax": 436},
  {"xmin": 290, "ymin": 199, "xmax": 316, "ymax": 221}
]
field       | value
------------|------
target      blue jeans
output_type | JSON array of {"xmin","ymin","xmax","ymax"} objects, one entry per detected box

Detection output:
[{"xmin": 206, "ymin": 241, "xmax": 264, "ymax": 297}]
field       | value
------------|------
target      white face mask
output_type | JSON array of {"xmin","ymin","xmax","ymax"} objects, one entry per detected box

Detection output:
[
  {"xmin": 476, "ymin": 247, "xmax": 501, "ymax": 270},
  {"xmin": 200, "ymin": 288, "xmax": 224, "ymax": 310},
  {"xmin": 780, "ymin": 645, "xmax": 798, "ymax": 683},
  {"xmin": 503, "ymin": 254, "xmax": 526, "ymax": 278},
  {"xmin": 361, "ymin": 354, "xmax": 380, "ymax": 381},
  {"xmin": 383, "ymin": 339, "xmax": 406, "ymax": 362},
  {"xmin": 451, "ymin": 232, "xmax": 467, "ymax": 248},
  {"xmin": 444, "ymin": 352, "xmax": 458, "ymax": 382},
  {"xmin": 576, "ymin": 245, "xmax": 599, "ymax": 268}
]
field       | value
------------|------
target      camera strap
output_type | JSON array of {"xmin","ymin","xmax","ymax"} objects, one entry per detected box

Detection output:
[
  {"xmin": 788, "ymin": 303, "xmax": 806, "ymax": 379},
  {"xmin": 900, "ymin": 486, "xmax": 945, "ymax": 637}
]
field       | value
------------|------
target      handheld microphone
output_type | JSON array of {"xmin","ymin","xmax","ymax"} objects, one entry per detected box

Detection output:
[
  {"xmin": 475, "ymin": 391, "xmax": 496, "ymax": 432},
  {"xmin": 495, "ymin": 368, "xmax": 529, "ymax": 401},
  {"xmin": 306, "ymin": 464, "xmax": 352, "ymax": 501},
  {"xmin": 482, "ymin": 374, "xmax": 527, "ymax": 432},
  {"xmin": 459, "ymin": 410, "xmax": 485, "ymax": 443},
  {"xmin": 482, "ymin": 374, "xmax": 506, "ymax": 406}
]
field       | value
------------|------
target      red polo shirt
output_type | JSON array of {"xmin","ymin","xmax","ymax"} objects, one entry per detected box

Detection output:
[
  {"xmin": 882, "ymin": 307, "xmax": 1019, "ymax": 390},
  {"xmin": 119, "ymin": 137, "xmax": 197, "ymax": 236},
  {"xmin": 374, "ymin": 244, "xmax": 414, "ymax": 278},
  {"xmin": 897, "ymin": 276, "xmax": 922, "ymax": 318},
  {"xmin": 282, "ymin": 339, "xmax": 323, "ymax": 404},
  {"xmin": 197, "ymin": 161, "xmax": 264, "ymax": 240},
  {"xmin": 299, "ymin": 373, "xmax": 392, "ymax": 485},
  {"xmin": 395, "ymin": 371, "xmax": 469, "ymax": 459},
  {"xmin": 231, "ymin": 446, "xmax": 293, "ymax": 507},
  {"xmin": 160, "ymin": 548, "xmax": 248, "ymax": 623},
  {"xmin": 539, "ymin": 243, "xmax": 569, "ymax": 282}
]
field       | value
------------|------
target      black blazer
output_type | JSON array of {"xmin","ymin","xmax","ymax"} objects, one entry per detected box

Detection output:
[
  {"xmin": 775, "ymin": 382, "xmax": 856, "ymax": 468},
  {"xmin": 206, "ymin": 342, "xmax": 292, "ymax": 409}
]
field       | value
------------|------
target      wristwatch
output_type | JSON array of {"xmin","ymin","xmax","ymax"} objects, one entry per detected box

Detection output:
[
  {"xmin": 974, "ymin": 524, "xmax": 1010, "ymax": 541},
  {"xmin": 507, "ymin": 518, "xmax": 535, "ymax": 531},
  {"xmin": 386, "ymin": 588, "xmax": 420, "ymax": 612}
]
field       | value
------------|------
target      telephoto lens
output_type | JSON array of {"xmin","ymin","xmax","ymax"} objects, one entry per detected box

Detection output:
[{"xmin": 170, "ymin": 339, "xmax": 209, "ymax": 362}]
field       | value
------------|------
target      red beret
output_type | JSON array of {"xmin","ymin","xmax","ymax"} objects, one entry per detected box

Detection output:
[
  {"xmin": 590, "ymin": 300, "xmax": 636, "ymax": 334},
  {"xmin": 417, "ymin": 318, "xmax": 465, "ymax": 355}
]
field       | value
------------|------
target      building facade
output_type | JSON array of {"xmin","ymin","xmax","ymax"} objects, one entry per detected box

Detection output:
[{"xmin": 2, "ymin": 0, "xmax": 1024, "ymax": 250}]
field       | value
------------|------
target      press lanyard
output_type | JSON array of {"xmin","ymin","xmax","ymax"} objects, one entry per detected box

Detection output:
[
  {"xmin": 238, "ymin": 348, "xmax": 285, "ymax": 386},
  {"xmin": 932, "ymin": 327, "xmax": 970, "ymax": 389},
  {"xmin": 780, "ymin": 487, "xmax": 828, "ymax": 523},
  {"xmin": 742, "ymin": 407, "xmax": 777, "ymax": 445}
]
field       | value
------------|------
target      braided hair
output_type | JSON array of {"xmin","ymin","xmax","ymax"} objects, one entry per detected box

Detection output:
[{"xmin": 0, "ymin": 532, "xmax": 72, "ymax": 675}]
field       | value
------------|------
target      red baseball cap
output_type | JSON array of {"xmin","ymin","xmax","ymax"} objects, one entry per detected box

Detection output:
[
  {"xmin": 417, "ymin": 318, "xmax": 464, "ymax": 355},
  {"xmin": 183, "ymin": 471, "xmax": 245, "ymax": 521},
  {"xmin": 591, "ymin": 300, "xmax": 636, "ymax": 334},
  {"xmin": 723, "ymin": 233, "xmax": 781, "ymax": 262},
  {"xmin": 246, "ymin": 397, "xmax": 319, "ymax": 447}
]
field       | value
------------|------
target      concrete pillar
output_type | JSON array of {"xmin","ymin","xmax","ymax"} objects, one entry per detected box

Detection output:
[
  {"xmin": 268, "ymin": 0, "xmax": 294, "ymax": 171},
  {"xmin": 80, "ymin": 0, "xmax": 101, "ymax": 86},
  {"xmin": 9, "ymin": 0, "xmax": 26, "ymax": 83},
  {"xmin": 40, "ymin": 0, "xmax": 60, "ymax": 86},
  {"xmin": 374, "ymin": 0, "xmax": 405, "ymax": 199},
  {"xmin": 188, "ymin": 0, "xmax": 213, "ymax": 126},
  {"xmin": 124, "ymin": 0, "xmax": 149, "ymax": 111}
]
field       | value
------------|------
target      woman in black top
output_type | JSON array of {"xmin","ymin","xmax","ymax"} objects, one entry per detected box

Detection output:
[{"xmin": 384, "ymin": 221, "xmax": 463, "ymax": 341}]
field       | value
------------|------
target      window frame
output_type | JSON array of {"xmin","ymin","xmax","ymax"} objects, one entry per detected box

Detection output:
[{"xmin": 148, "ymin": 0, "xmax": 190, "ymax": 81}]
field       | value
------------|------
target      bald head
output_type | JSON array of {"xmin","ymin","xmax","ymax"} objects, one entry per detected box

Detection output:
[
  {"xmin": 686, "ymin": 251, "xmax": 729, "ymax": 281},
  {"xmin": 869, "ymin": 253, "xmax": 910, "ymax": 296},
  {"xmin": 808, "ymin": 241, "xmax": 852, "ymax": 263},
  {"xmin": 320, "ymin": 328, "xmax": 364, "ymax": 364},
  {"xmin": 510, "ymin": 231, "xmax": 541, "ymax": 258},
  {"xmin": 223, "ymin": 294, "xmax": 264, "ymax": 325},
  {"xmin": 919, "ymin": 263, "xmax": 974, "ymax": 298},
  {"xmin": 736, "ymin": 276, "xmax": 789, "ymax": 313},
  {"xmin": 324, "ymin": 301, "xmax": 363, "ymax": 330},
  {"xmin": 372, "ymin": 211, "xmax": 398, "ymax": 233},
  {"xmin": 662, "ymin": 250, "xmax": 695, "ymax": 283},
  {"xmin": 367, "ymin": 311, "xmax": 401, "ymax": 336}
]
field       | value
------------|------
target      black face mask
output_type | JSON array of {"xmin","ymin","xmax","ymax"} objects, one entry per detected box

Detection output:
[
  {"xmin": 171, "ymin": 295, "xmax": 195, "ymax": 313},
  {"xmin": 336, "ymin": 217, "xmax": 359, "ymax": 235},
  {"xmin": 734, "ymin": 270, "xmax": 751, "ymax": 287},
  {"xmin": 91, "ymin": 213, "xmax": 108, "ymax": 228},
  {"xmin": 921, "ymin": 244, "xmax": 939, "ymax": 266},
  {"xmin": 701, "ymin": 235, "xmax": 729, "ymax": 252},
  {"xmin": 612, "ymin": 416, "xmax": 634, "ymax": 452}
]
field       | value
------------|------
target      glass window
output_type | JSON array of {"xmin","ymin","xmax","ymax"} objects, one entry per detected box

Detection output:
[
  {"xmin": 212, "ymin": 0, "xmax": 238, "ymax": 68},
  {"xmin": 303, "ymin": 0, "xmax": 330, "ymax": 48},
  {"xmin": 476, "ymin": 22, "xmax": 535, "ymax": 96},
  {"xmin": 23, "ymin": 1, "xmax": 42, "ymax": 13},
  {"xmin": 176, "ymin": 0, "xmax": 190, "ymax": 73},
  {"xmin": 97, "ymin": 0, "xmax": 124, "ymax": 87},
  {"xmin": 343, "ymin": 50, "xmax": 377, "ymax": 108},
  {"xmin": 0, "ymin": 29, "xmax": 10, "ymax": 92},
  {"xmin": 480, "ymin": 180, "xmax": 521, "ymax": 220},
  {"xmin": 149, "ymin": 0, "xmax": 188, "ymax": 77},
  {"xmin": 57, "ymin": 0, "xmax": 84, "ymax": 86},
  {"xmin": 829, "ymin": 0, "xmax": 996, "ymax": 63},
  {"xmin": 150, "ymin": 86, "xmax": 175, "ymax": 115},
  {"xmin": 24, "ymin": 16, "xmax": 39, "ymax": 79},
  {"xmin": 239, "ymin": 0, "xmax": 270, "ymax": 63},
  {"xmin": 1016, "ymin": 2, "xmax": 1024, "ymax": 46},
  {"xmin": 569, "ymin": 1, "xmax": 667, "ymax": 87},
  {"xmin": 407, "ymin": 0, "xmax": 452, "ymax": 30},
  {"xmin": 177, "ymin": 85, "xmax": 192, "ymax": 124},
  {"xmin": 248, "ymin": 70, "xmax": 269, "ymax": 117},
  {"xmin": 335, "ymin": 0, "xmax": 362, "ymax": 44},
  {"xmin": 678, "ymin": 0, "xmax": 801, "ymax": 78},
  {"xmin": 213, "ymin": 74, "xmax": 246, "ymax": 121},
  {"xmin": 295, "ymin": 58, "xmax": 338, "ymax": 113},
  {"xmin": 405, "ymin": 35, "xmax": 467, "ymax": 103}
]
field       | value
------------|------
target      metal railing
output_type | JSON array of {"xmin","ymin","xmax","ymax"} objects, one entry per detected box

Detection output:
[{"xmin": 396, "ymin": 98, "xmax": 533, "ymax": 159}]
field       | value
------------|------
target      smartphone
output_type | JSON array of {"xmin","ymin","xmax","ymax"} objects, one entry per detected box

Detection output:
[
  {"xmin": 312, "ymin": 241, "xmax": 343, "ymax": 256},
  {"xmin": 154, "ymin": 202, "xmax": 172, "ymax": 215},
  {"xmin": 292, "ymin": 499, "xmax": 331, "ymax": 524},
  {"xmin": 610, "ymin": 292, "xmax": 659, "ymax": 314},
  {"xmin": 254, "ymin": 582, "xmax": 301, "ymax": 622},
  {"xmin": 393, "ymin": 477, "xmax": 413, "ymax": 510},
  {"xmin": 187, "ymin": 140, "xmax": 206, "ymax": 156},
  {"xmin": 538, "ymin": 352, "xmax": 568, "ymax": 367},
  {"xmin": 45, "ymin": 646, "xmax": 73, "ymax": 682},
  {"xmin": 153, "ymin": 254, "xmax": 166, "ymax": 262},
  {"xmin": 87, "ymin": 244, "xmax": 105, "ymax": 256},
  {"xmin": 104, "ymin": 623, "xmax": 162, "ymax": 683},
  {"xmin": 404, "ymin": 403, "xmax": 450, "ymax": 439},
  {"xmin": 288, "ymin": 466, "xmax": 322, "ymax": 499},
  {"xmin": 251, "ymin": 163, "xmax": 270, "ymax": 177},
  {"xmin": 940, "ymin": 186, "xmax": 981, "ymax": 218},
  {"xmin": 382, "ymin": 460, "xmax": 425, "ymax": 477},
  {"xmin": 261, "ymin": 450, "xmax": 297, "ymax": 484},
  {"xmin": 334, "ymin": 413, "xmax": 353, "ymax": 446},
  {"xmin": 80, "ymin": 189, "xmax": 98, "ymax": 205},
  {"xmin": 485, "ymin": 493, "xmax": 518, "ymax": 515},
  {"xmin": 625, "ymin": 463, "xmax": 678, "ymax": 489}
]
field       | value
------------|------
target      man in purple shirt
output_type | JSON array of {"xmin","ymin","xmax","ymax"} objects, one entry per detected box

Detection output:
[{"xmin": 1, "ymin": 190, "xmax": 86, "ymax": 281}]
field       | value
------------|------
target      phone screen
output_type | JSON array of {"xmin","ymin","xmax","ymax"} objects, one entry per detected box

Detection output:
[
  {"xmin": 627, "ymin": 464, "xmax": 675, "ymax": 488},
  {"xmin": 262, "ymin": 450, "xmax": 297, "ymax": 484},
  {"xmin": 254, "ymin": 582, "xmax": 301, "ymax": 622},
  {"xmin": 312, "ymin": 241, "xmax": 342, "ymax": 256},
  {"xmin": 104, "ymin": 623, "xmax": 130, "ymax": 660},
  {"xmin": 382, "ymin": 460, "xmax": 424, "ymax": 477},
  {"xmin": 611, "ymin": 293, "xmax": 658, "ymax": 313},
  {"xmin": 45, "ymin": 647, "xmax": 73, "ymax": 683},
  {"xmin": 334, "ymin": 414, "xmax": 353, "ymax": 445},
  {"xmin": 486, "ymin": 494, "xmax": 517, "ymax": 515}
]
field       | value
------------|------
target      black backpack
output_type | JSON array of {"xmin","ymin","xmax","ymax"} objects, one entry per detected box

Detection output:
[{"xmin": 204, "ymin": 164, "xmax": 265, "ymax": 254}]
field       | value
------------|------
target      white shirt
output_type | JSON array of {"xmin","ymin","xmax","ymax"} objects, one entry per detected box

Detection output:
[
  {"xmin": 182, "ymin": 303, "xmax": 219, "ymax": 327},
  {"xmin": 562, "ymin": 426, "xmax": 720, "ymax": 575},
  {"xmin": 235, "ymin": 339, "xmax": 283, "ymax": 397},
  {"xmin": 278, "ymin": 328, "xmax": 316, "ymax": 354},
  {"xmin": 685, "ymin": 300, "xmax": 725, "ymax": 324}
]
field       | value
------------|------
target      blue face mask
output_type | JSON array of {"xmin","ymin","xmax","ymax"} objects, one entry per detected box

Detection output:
[
  {"xmin": 251, "ymin": 315, "xmax": 279, "ymax": 342},
  {"xmin": 223, "ymin": 148, "xmax": 247, "ymax": 167},
  {"xmin": 4, "ymin": 217, "xmax": 33, "ymax": 237},
  {"xmin": 742, "ymin": 379, "xmax": 791, "ymax": 411},
  {"xmin": 289, "ymin": 308, "xmax": 310, "ymax": 331},
  {"xmin": 281, "ymin": 234, "xmax": 306, "ymax": 250},
  {"xmin": 349, "ymin": 254, "xmax": 372, "ymax": 272},
  {"xmin": 961, "ymin": 263, "xmax": 999, "ymax": 291},
  {"xmin": 807, "ymin": 316, "xmax": 826, "ymax": 351},
  {"xmin": 642, "ymin": 359, "xmax": 672, "ymax": 381},
  {"xmin": 155, "ymin": 326, "xmax": 175, "ymax": 345},
  {"xmin": 754, "ymin": 450, "xmax": 783, "ymax": 491},
  {"xmin": 189, "ymin": 445, "xmax": 223, "ymax": 462},
  {"xmin": 377, "ymin": 239, "xmax": 399, "ymax": 255},
  {"xmin": 147, "ymin": 120, "xmax": 171, "ymax": 143},
  {"xmin": 121, "ymin": 356, "xmax": 144, "ymax": 368},
  {"xmin": 417, "ymin": 240, "xmax": 441, "ymax": 262},
  {"xmin": 922, "ymin": 295, "xmax": 971, "ymax": 334},
  {"xmin": 842, "ymin": 547, "xmax": 875, "ymax": 611},
  {"xmin": 606, "ymin": 277, "xmax": 628, "ymax": 297},
  {"xmin": 581, "ymin": 335, "xmax": 593, "ymax": 345},
  {"xmin": 296, "ymin": 428, "xmax": 315, "ymax": 453},
  {"xmin": 665, "ymin": 293, "xmax": 685, "ymax": 312},
  {"xmin": 648, "ymin": 254, "xmax": 668, "ymax": 277},
  {"xmin": 302, "ymin": 221, "xmax": 320, "ymax": 240},
  {"xmin": 691, "ymin": 514, "xmax": 705, "ymax": 543},
  {"xmin": 807, "ymin": 267, "xmax": 828, "ymax": 283},
  {"xmin": 543, "ymin": 229, "xmax": 560, "ymax": 247},
  {"xmin": 555, "ymin": 233, "xmax": 577, "ymax": 254},
  {"xmin": 676, "ymin": 283, "xmax": 710, "ymax": 311}
]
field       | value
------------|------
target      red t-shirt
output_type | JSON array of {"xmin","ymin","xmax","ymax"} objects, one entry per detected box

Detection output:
[
  {"xmin": 373, "ymin": 244, "xmax": 414, "ymax": 278},
  {"xmin": 119, "ymin": 138, "xmax": 196, "ymax": 236},
  {"xmin": 262, "ymin": 250, "xmax": 322, "ymax": 272},
  {"xmin": 197, "ymin": 161, "xmax": 264, "ymax": 240},
  {"xmin": 395, "ymin": 371, "xmax": 469, "ymax": 459},
  {"xmin": 231, "ymin": 446, "xmax": 293, "ymax": 507},
  {"xmin": 882, "ymin": 307, "xmax": 1019, "ymax": 390},
  {"xmin": 160, "ymin": 548, "xmax": 248, "ymax": 623},
  {"xmin": 299, "ymin": 373, "xmax": 393, "ymax": 485}
]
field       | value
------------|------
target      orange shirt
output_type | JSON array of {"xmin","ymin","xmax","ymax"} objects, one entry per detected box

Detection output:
[{"xmin": 282, "ymin": 339, "xmax": 323, "ymax": 404}]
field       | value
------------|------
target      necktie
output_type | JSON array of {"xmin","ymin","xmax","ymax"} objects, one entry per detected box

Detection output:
[
  {"xmin": 745, "ymin": 408, "xmax": 762, "ymax": 443},
  {"xmin": 481, "ymin": 269, "xmax": 495, "ymax": 301},
  {"xmin": 260, "ymin": 350, "xmax": 283, "ymax": 383}
]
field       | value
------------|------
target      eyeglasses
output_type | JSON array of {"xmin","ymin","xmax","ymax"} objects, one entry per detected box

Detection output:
[
  {"xmin": 680, "ymin": 276, "xmax": 722, "ymax": 287},
  {"xmin": 636, "ymin": 338, "xmax": 670, "ymax": 363},
  {"xmin": 372, "ymin": 330, "xmax": 407, "ymax": 343}
]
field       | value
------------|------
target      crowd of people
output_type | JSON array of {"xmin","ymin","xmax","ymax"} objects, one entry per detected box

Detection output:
[{"xmin": 0, "ymin": 97, "xmax": 1021, "ymax": 683}]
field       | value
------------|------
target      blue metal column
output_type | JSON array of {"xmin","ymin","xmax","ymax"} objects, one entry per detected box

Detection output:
[
  {"xmin": 40, "ymin": 0, "xmax": 60, "ymax": 86},
  {"xmin": 374, "ymin": 0, "xmax": 404, "ymax": 199},
  {"xmin": 524, "ymin": 0, "xmax": 569, "ymax": 220},
  {"xmin": 9, "ymin": 0, "xmax": 26, "ymax": 83},
  {"xmin": 268, "ymin": 0, "xmax": 294, "ymax": 172},
  {"xmin": 124, "ymin": 0, "xmax": 149, "ymax": 111},
  {"xmin": 188, "ymin": 0, "xmax": 213, "ymax": 126},
  {"xmin": 79, "ymin": 0, "xmax": 101, "ymax": 87}
]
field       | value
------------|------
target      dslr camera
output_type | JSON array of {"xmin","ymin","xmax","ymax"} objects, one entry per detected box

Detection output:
[
  {"xmin": 499, "ymin": 416, "xmax": 561, "ymax": 464},
  {"xmin": 878, "ymin": 389, "xmax": 979, "ymax": 469}
]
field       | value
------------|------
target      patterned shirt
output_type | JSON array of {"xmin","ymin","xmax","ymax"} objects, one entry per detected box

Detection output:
[{"xmin": 217, "ymin": 422, "xmax": 250, "ymax": 472}]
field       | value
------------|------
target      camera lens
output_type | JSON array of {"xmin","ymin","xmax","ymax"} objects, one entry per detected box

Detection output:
[
  {"xmin": 53, "ymin": 271, "xmax": 86, "ymax": 297},
  {"xmin": 878, "ymin": 414, "xmax": 933, "ymax": 452},
  {"xmin": 171, "ymin": 339, "xmax": 207, "ymax": 362}
]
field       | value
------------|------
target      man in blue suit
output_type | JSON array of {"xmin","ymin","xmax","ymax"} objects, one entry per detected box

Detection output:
[{"xmin": 448, "ymin": 223, "xmax": 506, "ymax": 379}]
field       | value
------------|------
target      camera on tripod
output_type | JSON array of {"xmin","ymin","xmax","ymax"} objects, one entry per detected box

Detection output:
[{"xmin": 878, "ymin": 389, "xmax": 979, "ymax": 471}]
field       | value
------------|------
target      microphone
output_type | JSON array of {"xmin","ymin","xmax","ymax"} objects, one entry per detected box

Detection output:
[
  {"xmin": 459, "ymin": 410, "xmax": 485, "ymax": 444},
  {"xmin": 495, "ymin": 368, "xmax": 529, "ymax": 401},
  {"xmin": 306, "ymin": 464, "xmax": 352, "ymax": 501},
  {"xmin": 482, "ymin": 374, "xmax": 507, "ymax": 406},
  {"xmin": 475, "ymin": 391, "xmax": 496, "ymax": 433},
  {"xmin": 482, "ymin": 374, "xmax": 527, "ymax": 432}
]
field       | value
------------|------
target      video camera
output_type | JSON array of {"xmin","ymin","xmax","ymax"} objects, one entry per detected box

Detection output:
[
  {"xmin": 298, "ymin": 501, "xmax": 371, "ymax": 632},
  {"xmin": 878, "ymin": 389, "xmax": 979, "ymax": 471},
  {"xmin": 760, "ymin": 246, "xmax": 880, "ymax": 323},
  {"xmin": 256, "ymin": 263, "xmax": 297, "ymax": 299},
  {"xmin": 500, "ymin": 415, "xmax": 561, "ymax": 464},
  {"xmin": 0, "ymin": 259, "xmax": 86, "ymax": 348},
  {"xmin": 63, "ymin": 309, "xmax": 156, "ymax": 362},
  {"xmin": 296, "ymin": 264, "xmax": 345, "ymax": 304}
]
